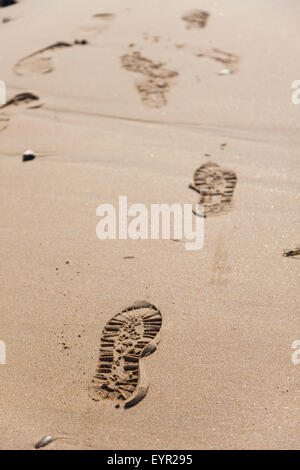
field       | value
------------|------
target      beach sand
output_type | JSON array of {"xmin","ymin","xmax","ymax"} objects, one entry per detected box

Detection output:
[{"xmin": 0, "ymin": 0, "xmax": 299, "ymax": 449}]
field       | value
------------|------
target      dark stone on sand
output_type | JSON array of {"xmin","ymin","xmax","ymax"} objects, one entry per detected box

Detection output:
[
  {"xmin": 74, "ymin": 39, "xmax": 88, "ymax": 45},
  {"xmin": 22, "ymin": 150, "xmax": 36, "ymax": 162}
]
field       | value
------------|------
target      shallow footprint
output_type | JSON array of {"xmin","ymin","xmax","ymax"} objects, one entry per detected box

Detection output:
[
  {"xmin": 189, "ymin": 162, "xmax": 237, "ymax": 217},
  {"xmin": 13, "ymin": 40, "xmax": 87, "ymax": 76},
  {"xmin": 121, "ymin": 51, "xmax": 178, "ymax": 108},
  {"xmin": 197, "ymin": 48, "xmax": 240, "ymax": 74},
  {"xmin": 182, "ymin": 10, "xmax": 210, "ymax": 29},
  {"xmin": 78, "ymin": 12, "xmax": 115, "ymax": 36},
  {"xmin": 136, "ymin": 77, "xmax": 170, "ymax": 108},
  {"xmin": 89, "ymin": 300, "xmax": 162, "ymax": 408}
]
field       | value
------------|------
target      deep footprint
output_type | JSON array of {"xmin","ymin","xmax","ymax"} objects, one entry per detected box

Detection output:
[
  {"xmin": 189, "ymin": 162, "xmax": 237, "ymax": 217},
  {"xmin": 89, "ymin": 300, "xmax": 162, "ymax": 408},
  {"xmin": 13, "ymin": 40, "xmax": 87, "ymax": 76}
]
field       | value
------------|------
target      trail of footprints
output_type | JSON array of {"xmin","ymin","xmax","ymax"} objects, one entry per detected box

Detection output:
[
  {"xmin": 89, "ymin": 162, "xmax": 237, "ymax": 408},
  {"xmin": 89, "ymin": 301, "xmax": 162, "ymax": 409},
  {"xmin": 189, "ymin": 162, "xmax": 237, "ymax": 217},
  {"xmin": 2, "ymin": 12, "xmax": 114, "ymax": 130},
  {"xmin": 6, "ymin": 8, "xmax": 239, "ymax": 411}
]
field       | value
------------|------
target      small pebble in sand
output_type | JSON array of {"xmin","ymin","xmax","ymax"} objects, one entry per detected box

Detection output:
[
  {"xmin": 34, "ymin": 435, "xmax": 55, "ymax": 449},
  {"xmin": 22, "ymin": 149, "xmax": 36, "ymax": 162},
  {"xmin": 218, "ymin": 68, "xmax": 231, "ymax": 75}
]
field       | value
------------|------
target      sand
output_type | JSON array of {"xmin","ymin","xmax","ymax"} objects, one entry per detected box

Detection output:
[{"xmin": 0, "ymin": 0, "xmax": 299, "ymax": 450}]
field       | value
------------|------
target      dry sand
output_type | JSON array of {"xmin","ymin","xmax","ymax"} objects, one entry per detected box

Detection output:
[{"xmin": 0, "ymin": 0, "xmax": 299, "ymax": 449}]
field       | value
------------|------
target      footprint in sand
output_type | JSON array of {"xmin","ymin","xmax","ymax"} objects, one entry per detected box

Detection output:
[
  {"xmin": 182, "ymin": 10, "xmax": 210, "ymax": 29},
  {"xmin": 121, "ymin": 51, "xmax": 178, "ymax": 108},
  {"xmin": 89, "ymin": 301, "xmax": 162, "ymax": 409},
  {"xmin": 189, "ymin": 162, "xmax": 237, "ymax": 217},
  {"xmin": 197, "ymin": 48, "xmax": 240, "ymax": 74},
  {"xmin": 13, "ymin": 40, "xmax": 88, "ymax": 76},
  {"xmin": 0, "ymin": 92, "xmax": 43, "ymax": 131},
  {"xmin": 78, "ymin": 12, "xmax": 115, "ymax": 36}
]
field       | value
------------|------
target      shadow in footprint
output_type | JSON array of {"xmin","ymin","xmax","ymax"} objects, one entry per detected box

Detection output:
[
  {"xmin": 0, "ymin": 92, "xmax": 40, "ymax": 109},
  {"xmin": 89, "ymin": 300, "xmax": 162, "ymax": 409},
  {"xmin": 189, "ymin": 162, "xmax": 237, "ymax": 217},
  {"xmin": 0, "ymin": 92, "xmax": 43, "ymax": 132}
]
